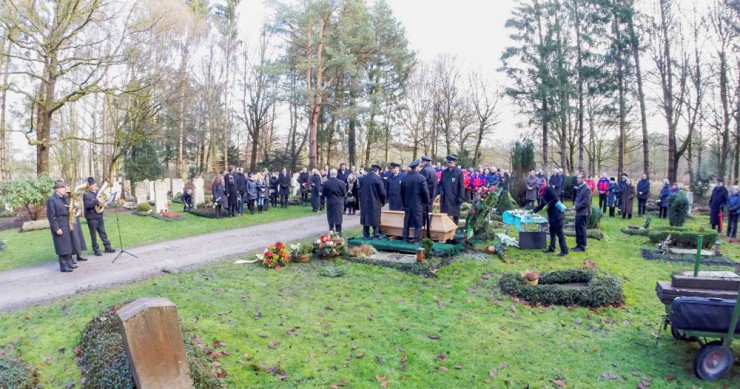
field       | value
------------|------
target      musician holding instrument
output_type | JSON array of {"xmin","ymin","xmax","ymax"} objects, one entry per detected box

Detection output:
[
  {"xmin": 46, "ymin": 179, "xmax": 77, "ymax": 272},
  {"xmin": 83, "ymin": 177, "xmax": 116, "ymax": 256}
]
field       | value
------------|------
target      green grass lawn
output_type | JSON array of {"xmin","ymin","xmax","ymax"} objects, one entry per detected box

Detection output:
[
  {"xmin": 1, "ymin": 211, "xmax": 739, "ymax": 387},
  {"xmin": 0, "ymin": 205, "xmax": 314, "ymax": 271}
]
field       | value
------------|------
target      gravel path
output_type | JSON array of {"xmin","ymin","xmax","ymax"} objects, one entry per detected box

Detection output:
[{"xmin": 0, "ymin": 212, "xmax": 360, "ymax": 312}]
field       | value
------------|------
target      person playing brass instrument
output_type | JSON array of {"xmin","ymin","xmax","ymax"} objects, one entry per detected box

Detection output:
[
  {"xmin": 46, "ymin": 179, "xmax": 84, "ymax": 272},
  {"xmin": 83, "ymin": 177, "xmax": 116, "ymax": 256},
  {"xmin": 65, "ymin": 183, "xmax": 88, "ymax": 266}
]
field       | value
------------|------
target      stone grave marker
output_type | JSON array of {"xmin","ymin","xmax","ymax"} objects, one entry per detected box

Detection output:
[
  {"xmin": 135, "ymin": 182, "xmax": 149, "ymax": 205},
  {"xmin": 162, "ymin": 178, "xmax": 171, "ymax": 195},
  {"xmin": 123, "ymin": 180, "xmax": 132, "ymax": 200},
  {"xmin": 148, "ymin": 180, "xmax": 156, "ymax": 201},
  {"xmin": 111, "ymin": 182, "xmax": 122, "ymax": 203},
  {"xmin": 171, "ymin": 179, "xmax": 185, "ymax": 198},
  {"xmin": 116, "ymin": 297, "xmax": 194, "ymax": 389},
  {"xmin": 154, "ymin": 180, "xmax": 168, "ymax": 213},
  {"xmin": 193, "ymin": 177, "xmax": 205, "ymax": 208}
]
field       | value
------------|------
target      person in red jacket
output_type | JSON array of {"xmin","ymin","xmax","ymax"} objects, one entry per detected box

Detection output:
[
  {"xmin": 586, "ymin": 174, "xmax": 596, "ymax": 193},
  {"xmin": 596, "ymin": 173, "xmax": 610, "ymax": 213}
]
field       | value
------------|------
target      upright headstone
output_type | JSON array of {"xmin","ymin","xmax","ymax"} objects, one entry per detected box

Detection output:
[
  {"xmin": 116, "ymin": 298, "xmax": 194, "ymax": 389},
  {"xmin": 686, "ymin": 191, "xmax": 694, "ymax": 216},
  {"xmin": 171, "ymin": 179, "xmax": 185, "ymax": 198},
  {"xmin": 154, "ymin": 180, "xmax": 168, "ymax": 213},
  {"xmin": 193, "ymin": 177, "xmax": 205, "ymax": 208},
  {"xmin": 162, "ymin": 178, "xmax": 171, "ymax": 195},
  {"xmin": 111, "ymin": 182, "xmax": 122, "ymax": 203},
  {"xmin": 123, "ymin": 180, "xmax": 132, "ymax": 201},
  {"xmin": 148, "ymin": 180, "xmax": 156, "ymax": 202},
  {"xmin": 135, "ymin": 182, "xmax": 148, "ymax": 205}
]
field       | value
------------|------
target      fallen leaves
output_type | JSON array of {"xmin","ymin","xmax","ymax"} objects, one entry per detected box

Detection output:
[
  {"xmin": 267, "ymin": 341, "xmax": 278, "ymax": 350},
  {"xmin": 436, "ymin": 353, "xmax": 447, "ymax": 361},
  {"xmin": 426, "ymin": 334, "xmax": 441, "ymax": 340},
  {"xmin": 553, "ymin": 379, "xmax": 566, "ymax": 387},
  {"xmin": 438, "ymin": 366, "xmax": 448, "ymax": 372},
  {"xmin": 286, "ymin": 326, "xmax": 300, "ymax": 336}
]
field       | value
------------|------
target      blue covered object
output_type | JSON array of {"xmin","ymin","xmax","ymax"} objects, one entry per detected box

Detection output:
[{"xmin": 502, "ymin": 211, "xmax": 548, "ymax": 232}]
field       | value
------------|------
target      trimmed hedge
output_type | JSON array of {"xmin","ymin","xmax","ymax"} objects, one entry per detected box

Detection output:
[
  {"xmin": 620, "ymin": 226, "xmax": 687, "ymax": 236},
  {"xmin": 647, "ymin": 230, "xmax": 718, "ymax": 249},
  {"xmin": 668, "ymin": 193, "xmax": 690, "ymax": 226},
  {"xmin": 189, "ymin": 209, "xmax": 218, "ymax": 219},
  {"xmin": 0, "ymin": 354, "xmax": 36, "ymax": 389},
  {"xmin": 498, "ymin": 269, "xmax": 624, "ymax": 307},
  {"xmin": 564, "ymin": 229, "xmax": 604, "ymax": 240},
  {"xmin": 77, "ymin": 306, "xmax": 224, "ymax": 388}
]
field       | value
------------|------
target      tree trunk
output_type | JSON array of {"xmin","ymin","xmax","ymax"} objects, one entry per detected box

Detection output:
[
  {"xmin": 0, "ymin": 39, "xmax": 10, "ymax": 181},
  {"xmin": 348, "ymin": 77, "xmax": 357, "ymax": 167},
  {"xmin": 573, "ymin": 1, "xmax": 584, "ymax": 172},
  {"xmin": 615, "ymin": 17, "xmax": 626, "ymax": 177},
  {"xmin": 626, "ymin": 8, "xmax": 650, "ymax": 177}
]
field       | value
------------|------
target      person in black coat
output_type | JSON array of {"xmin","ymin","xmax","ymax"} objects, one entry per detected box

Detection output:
[
  {"xmin": 323, "ymin": 169, "xmax": 347, "ymax": 233},
  {"xmin": 212, "ymin": 175, "xmax": 227, "ymax": 218},
  {"xmin": 245, "ymin": 173, "xmax": 258, "ymax": 214},
  {"xmin": 83, "ymin": 177, "xmax": 115, "ymax": 256},
  {"xmin": 310, "ymin": 169, "xmax": 322, "ymax": 212},
  {"xmin": 269, "ymin": 173, "xmax": 279, "ymax": 208},
  {"xmin": 420, "ymin": 156, "xmax": 437, "ymax": 237},
  {"xmin": 337, "ymin": 163, "xmax": 349, "ymax": 183},
  {"xmin": 386, "ymin": 162, "xmax": 404, "ymax": 211},
  {"xmin": 298, "ymin": 168, "xmax": 310, "ymax": 206},
  {"xmin": 278, "ymin": 168, "xmax": 291, "ymax": 208},
  {"xmin": 636, "ymin": 174, "xmax": 650, "ymax": 217},
  {"xmin": 47, "ymin": 179, "xmax": 77, "ymax": 272},
  {"xmin": 65, "ymin": 184, "xmax": 88, "ymax": 265},
  {"xmin": 236, "ymin": 167, "xmax": 247, "ymax": 215},
  {"xmin": 181, "ymin": 188, "xmax": 194, "ymax": 212},
  {"xmin": 617, "ymin": 173, "xmax": 628, "ymax": 213},
  {"xmin": 359, "ymin": 165, "xmax": 387, "ymax": 239},
  {"xmin": 572, "ymin": 173, "xmax": 593, "ymax": 252},
  {"xmin": 709, "ymin": 178, "xmax": 729, "ymax": 233},
  {"xmin": 224, "ymin": 166, "xmax": 239, "ymax": 217},
  {"xmin": 438, "ymin": 155, "xmax": 465, "ymax": 225},
  {"xmin": 400, "ymin": 160, "xmax": 430, "ymax": 243},
  {"xmin": 533, "ymin": 184, "xmax": 568, "ymax": 256}
]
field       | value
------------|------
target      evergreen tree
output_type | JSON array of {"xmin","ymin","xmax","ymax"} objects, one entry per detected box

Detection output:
[{"xmin": 125, "ymin": 140, "xmax": 164, "ymax": 183}]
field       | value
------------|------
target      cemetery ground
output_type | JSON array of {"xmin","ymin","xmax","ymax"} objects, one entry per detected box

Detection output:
[
  {"xmin": 1, "ymin": 213, "xmax": 739, "ymax": 387},
  {"xmin": 0, "ymin": 205, "xmax": 315, "ymax": 272}
]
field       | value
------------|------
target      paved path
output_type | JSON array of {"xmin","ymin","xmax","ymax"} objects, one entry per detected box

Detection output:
[{"xmin": 0, "ymin": 213, "xmax": 360, "ymax": 312}]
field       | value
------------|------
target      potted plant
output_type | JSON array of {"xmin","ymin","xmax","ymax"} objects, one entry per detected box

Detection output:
[
  {"xmin": 523, "ymin": 269, "xmax": 539, "ymax": 286},
  {"xmin": 291, "ymin": 242, "xmax": 312, "ymax": 263}
]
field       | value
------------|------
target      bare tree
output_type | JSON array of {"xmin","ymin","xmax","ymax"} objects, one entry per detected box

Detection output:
[{"xmin": 468, "ymin": 71, "xmax": 502, "ymax": 166}]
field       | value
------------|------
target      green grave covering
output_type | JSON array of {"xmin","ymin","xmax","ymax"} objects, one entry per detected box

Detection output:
[{"xmin": 348, "ymin": 235, "xmax": 464, "ymax": 257}]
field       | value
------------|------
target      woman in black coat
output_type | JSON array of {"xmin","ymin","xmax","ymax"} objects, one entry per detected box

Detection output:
[
  {"xmin": 212, "ymin": 176, "xmax": 227, "ymax": 218},
  {"xmin": 309, "ymin": 169, "xmax": 322, "ymax": 212},
  {"xmin": 323, "ymin": 170, "xmax": 347, "ymax": 233},
  {"xmin": 709, "ymin": 179, "xmax": 729, "ymax": 232},
  {"xmin": 278, "ymin": 168, "xmax": 291, "ymax": 208}
]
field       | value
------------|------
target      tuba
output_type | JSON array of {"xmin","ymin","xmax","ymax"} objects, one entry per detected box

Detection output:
[
  {"xmin": 95, "ymin": 180, "xmax": 112, "ymax": 214},
  {"xmin": 68, "ymin": 180, "xmax": 87, "ymax": 230}
]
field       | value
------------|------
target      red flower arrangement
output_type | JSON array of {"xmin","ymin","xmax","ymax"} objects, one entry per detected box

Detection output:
[
  {"xmin": 313, "ymin": 231, "xmax": 348, "ymax": 258},
  {"xmin": 259, "ymin": 241, "xmax": 290, "ymax": 269},
  {"xmin": 159, "ymin": 211, "xmax": 182, "ymax": 218}
]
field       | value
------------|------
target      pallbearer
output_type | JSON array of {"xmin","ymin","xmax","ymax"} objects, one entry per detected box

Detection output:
[
  {"xmin": 400, "ymin": 160, "xmax": 430, "ymax": 244},
  {"xmin": 386, "ymin": 162, "xmax": 404, "ymax": 211},
  {"xmin": 420, "ymin": 156, "xmax": 436, "ymax": 237},
  {"xmin": 359, "ymin": 164, "xmax": 387, "ymax": 239},
  {"xmin": 323, "ymin": 169, "xmax": 347, "ymax": 234},
  {"xmin": 83, "ymin": 177, "xmax": 116, "ymax": 256},
  {"xmin": 438, "ymin": 155, "xmax": 465, "ymax": 225}
]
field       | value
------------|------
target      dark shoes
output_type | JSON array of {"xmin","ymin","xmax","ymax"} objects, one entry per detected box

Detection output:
[
  {"xmin": 557, "ymin": 252, "xmax": 568, "ymax": 257},
  {"xmin": 572, "ymin": 246, "xmax": 585, "ymax": 252},
  {"xmin": 61, "ymin": 268, "xmax": 73, "ymax": 272},
  {"xmin": 104, "ymin": 248, "xmax": 116, "ymax": 254},
  {"xmin": 77, "ymin": 256, "xmax": 88, "ymax": 261},
  {"xmin": 542, "ymin": 248, "xmax": 555, "ymax": 254},
  {"xmin": 69, "ymin": 264, "xmax": 78, "ymax": 269},
  {"xmin": 94, "ymin": 251, "xmax": 103, "ymax": 256}
]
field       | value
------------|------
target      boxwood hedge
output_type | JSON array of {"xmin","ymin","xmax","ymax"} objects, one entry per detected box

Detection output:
[
  {"xmin": 647, "ymin": 230, "xmax": 718, "ymax": 249},
  {"xmin": 498, "ymin": 269, "xmax": 624, "ymax": 307},
  {"xmin": 0, "ymin": 354, "xmax": 36, "ymax": 389}
]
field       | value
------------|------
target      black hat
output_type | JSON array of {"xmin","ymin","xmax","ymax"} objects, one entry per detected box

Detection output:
[
  {"xmin": 717, "ymin": 177, "xmax": 724, "ymax": 182},
  {"xmin": 445, "ymin": 155, "xmax": 457, "ymax": 162},
  {"xmin": 622, "ymin": 173, "xmax": 628, "ymax": 177},
  {"xmin": 389, "ymin": 162, "xmax": 400, "ymax": 168},
  {"xmin": 421, "ymin": 155, "xmax": 432, "ymax": 162},
  {"xmin": 371, "ymin": 164, "xmax": 382, "ymax": 171},
  {"xmin": 408, "ymin": 160, "xmax": 420, "ymax": 168},
  {"xmin": 53, "ymin": 179, "xmax": 67, "ymax": 189},
  {"xmin": 87, "ymin": 177, "xmax": 96, "ymax": 185}
]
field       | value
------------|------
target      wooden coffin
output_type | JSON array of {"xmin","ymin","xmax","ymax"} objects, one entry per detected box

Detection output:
[
  {"xmin": 655, "ymin": 281, "xmax": 738, "ymax": 306},
  {"xmin": 671, "ymin": 271, "xmax": 740, "ymax": 291},
  {"xmin": 380, "ymin": 210, "xmax": 458, "ymax": 243}
]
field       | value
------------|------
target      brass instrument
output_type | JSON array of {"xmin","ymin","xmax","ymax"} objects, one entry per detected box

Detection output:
[
  {"xmin": 67, "ymin": 179, "xmax": 87, "ymax": 230},
  {"xmin": 95, "ymin": 179, "xmax": 112, "ymax": 214}
]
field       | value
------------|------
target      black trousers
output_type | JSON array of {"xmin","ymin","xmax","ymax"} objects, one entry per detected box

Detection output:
[
  {"xmin": 423, "ymin": 204, "xmax": 431, "ymax": 238},
  {"xmin": 609, "ymin": 206, "xmax": 615, "ymax": 217},
  {"xmin": 247, "ymin": 199, "xmax": 255, "ymax": 214},
  {"xmin": 659, "ymin": 206, "xmax": 668, "ymax": 218},
  {"xmin": 549, "ymin": 223, "xmax": 568, "ymax": 253},
  {"xmin": 301, "ymin": 191, "xmax": 309, "ymax": 205},
  {"xmin": 637, "ymin": 198, "xmax": 647, "ymax": 216},
  {"xmin": 87, "ymin": 217, "xmax": 111, "ymax": 253},
  {"xmin": 363, "ymin": 225, "xmax": 379, "ymax": 239},
  {"xmin": 727, "ymin": 214, "xmax": 738, "ymax": 238},
  {"xmin": 58, "ymin": 254, "xmax": 73, "ymax": 271},
  {"xmin": 329, "ymin": 223, "xmax": 342, "ymax": 233},
  {"xmin": 403, "ymin": 212, "xmax": 422, "ymax": 242},
  {"xmin": 599, "ymin": 194, "xmax": 608, "ymax": 213},
  {"xmin": 215, "ymin": 205, "xmax": 222, "ymax": 218},
  {"xmin": 574, "ymin": 215, "xmax": 588, "ymax": 249}
]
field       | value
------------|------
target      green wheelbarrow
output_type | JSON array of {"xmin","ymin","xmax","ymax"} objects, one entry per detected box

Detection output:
[{"xmin": 667, "ymin": 284, "xmax": 740, "ymax": 381}]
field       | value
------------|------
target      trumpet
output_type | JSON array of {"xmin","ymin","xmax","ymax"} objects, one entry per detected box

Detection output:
[{"xmin": 95, "ymin": 180, "xmax": 112, "ymax": 214}]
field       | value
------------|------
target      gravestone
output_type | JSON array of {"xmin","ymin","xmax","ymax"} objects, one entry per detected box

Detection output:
[
  {"xmin": 148, "ymin": 180, "xmax": 156, "ymax": 202},
  {"xmin": 193, "ymin": 177, "xmax": 205, "ymax": 208},
  {"xmin": 135, "ymin": 182, "xmax": 149, "ymax": 205},
  {"xmin": 171, "ymin": 179, "xmax": 185, "ymax": 198},
  {"xmin": 686, "ymin": 191, "xmax": 694, "ymax": 216},
  {"xmin": 154, "ymin": 180, "xmax": 168, "ymax": 213},
  {"xmin": 123, "ymin": 180, "xmax": 132, "ymax": 200},
  {"xmin": 162, "ymin": 178, "xmax": 171, "ymax": 195},
  {"xmin": 116, "ymin": 298, "xmax": 193, "ymax": 389},
  {"xmin": 111, "ymin": 182, "xmax": 122, "ymax": 203}
]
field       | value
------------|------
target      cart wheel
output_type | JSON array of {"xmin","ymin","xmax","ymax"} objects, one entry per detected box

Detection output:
[{"xmin": 693, "ymin": 341, "xmax": 734, "ymax": 381}]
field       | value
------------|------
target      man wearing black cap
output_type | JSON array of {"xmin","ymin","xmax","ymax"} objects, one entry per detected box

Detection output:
[
  {"xmin": 47, "ymin": 179, "xmax": 77, "ymax": 272},
  {"xmin": 439, "ymin": 155, "xmax": 465, "ymax": 225},
  {"xmin": 385, "ymin": 163, "xmax": 404, "ymax": 211},
  {"xmin": 401, "ymin": 160, "xmax": 430, "ymax": 243},
  {"xmin": 420, "ymin": 156, "xmax": 436, "ymax": 237},
  {"xmin": 359, "ymin": 164, "xmax": 387, "ymax": 239},
  {"xmin": 709, "ymin": 178, "xmax": 729, "ymax": 233},
  {"xmin": 83, "ymin": 177, "xmax": 116, "ymax": 256}
]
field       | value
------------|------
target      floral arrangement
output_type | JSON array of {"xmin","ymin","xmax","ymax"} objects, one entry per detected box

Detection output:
[
  {"xmin": 476, "ymin": 185, "xmax": 495, "ymax": 198},
  {"xmin": 313, "ymin": 231, "xmax": 348, "ymax": 258},
  {"xmin": 258, "ymin": 241, "xmax": 291, "ymax": 269},
  {"xmin": 158, "ymin": 211, "xmax": 182, "ymax": 218},
  {"xmin": 290, "ymin": 242, "xmax": 312, "ymax": 257},
  {"xmin": 523, "ymin": 269, "xmax": 539, "ymax": 281}
]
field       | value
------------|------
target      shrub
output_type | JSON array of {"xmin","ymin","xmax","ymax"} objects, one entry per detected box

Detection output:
[
  {"xmin": 0, "ymin": 354, "xmax": 36, "ymax": 389},
  {"xmin": 498, "ymin": 269, "xmax": 623, "ymax": 307},
  {"xmin": 77, "ymin": 306, "xmax": 224, "ymax": 389},
  {"xmin": 564, "ymin": 229, "xmax": 604, "ymax": 240},
  {"xmin": 620, "ymin": 225, "xmax": 688, "ymax": 236},
  {"xmin": 668, "ymin": 193, "xmax": 690, "ymax": 226},
  {"xmin": 0, "ymin": 175, "xmax": 54, "ymax": 220},
  {"xmin": 587, "ymin": 205, "xmax": 602, "ymax": 229},
  {"xmin": 189, "ymin": 209, "xmax": 217, "ymax": 219},
  {"xmin": 496, "ymin": 190, "xmax": 516, "ymax": 213},
  {"xmin": 648, "ymin": 230, "xmax": 718, "ymax": 249},
  {"xmin": 0, "ymin": 209, "xmax": 17, "ymax": 218},
  {"xmin": 136, "ymin": 202, "xmax": 151, "ymax": 212}
]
